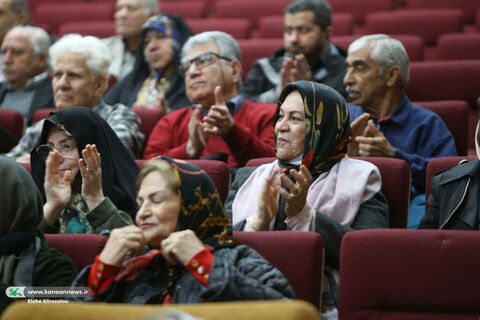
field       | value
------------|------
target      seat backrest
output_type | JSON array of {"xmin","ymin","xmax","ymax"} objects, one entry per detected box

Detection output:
[
  {"xmin": 162, "ymin": 0, "xmax": 209, "ymax": 19},
  {"xmin": 339, "ymin": 229, "xmax": 480, "ymax": 319},
  {"xmin": 246, "ymin": 157, "xmax": 411, "ymax": 228},
  {"xmin": 405, "ymin": 0, "xmax": 479, "ymax": 23},
  {"xmin": 363, "ymin": 9, "xmax": 464, "ymax": 45},
  {"xmin": 45, "ymin": 233, "xmax": 108, "ymax": 272},
  {"xmin": 425, "ymin": 156, "xmax": 476, "ymax": 209},
  {"xmin": 237, "ymin": 38, "xmax": 284, "ymax": 79},
  {"xmin": 32, "ymin": 108, "xmax": 56, "ymax": 124},
  {"xmin": 186, "ymin": 18, "xmax": 252, "ymax": 39},
  {"xmin": 437, "ymin": 33, "xmax": 480, "ymax": 60},
  {"xmin": 332, "ymin": 34, "xmax": 425, "ymax": 61},
  {"xmin": 212, "ymin": 0, "xmax": 291, "ymax": 28},
  {"xmin": 0, "ymin": 109, "xmax": 24, "ymax": 140},
  {"xmin": 131, "ymin": 107, "xmax": 165, "ymax": 142},
  {"xmin": 329, "ymin": 0, "xmax": 395, "ymax": 24},
  {"xmin": 57, "ymin": 20, "xmax": 116, "ymax": 39},
  {"xmin": 233, "ymin": 231, "xmax": 324, "ymax": 310},
  {"xmin": 413, "ymin": 100, "xmax": 470, "ymax": 156},
  {"xmin": 32, "ymin": 2, "xmax": 114, "ymax": 35},
  {"xmin": 136, "ymin": 159, "xmax": 231, "ymax": 203}
]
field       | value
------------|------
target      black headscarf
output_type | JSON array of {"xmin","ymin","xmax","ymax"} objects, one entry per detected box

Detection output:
[
  {"xmin": 30, "ymin": 107, "xmax": 139, "ymax": 218},
  {"xmin": 274, "ymin": 81, "xmax": 352, "ymax": 180},
  {"xmin": 112, "ymin": 156, "xmax": 232, "ymax": 303},
  {"xmin": 0, "ymin": 158, "xmax": 42, "ymax": 283}
]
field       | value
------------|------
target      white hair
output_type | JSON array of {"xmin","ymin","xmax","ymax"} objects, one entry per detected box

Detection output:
[
  {"xmin": 49, "ymin": 34, "xmax": 110, "ymax": 78},
  {"xmin": 349, "ymin": 34, "xmax": 410, "ymax": 88},
  {"xmin": 8, "ymin": 25, "xmax": 51, "ymax": 55}
]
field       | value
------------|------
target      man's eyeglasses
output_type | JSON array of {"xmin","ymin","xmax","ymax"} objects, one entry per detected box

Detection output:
[
  {"xmin": 179, "ymin": 52, "xmax": 232, "ymax": 76},
  {"xmin": 36, "ymin": 141, "xmax": 78, "ymax": 160}
]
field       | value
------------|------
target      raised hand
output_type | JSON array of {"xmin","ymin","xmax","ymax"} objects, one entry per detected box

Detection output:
[
  {"xmin": 43, "ymin": 150, "xmax": 73, "ymax": 226},
  {"xmin": 253, "ymin": 169, "xmax": 281, "ymax": 231},
  {"xmin": 356, "ymin": 119, "xmax": 396, "ymax": 157},
  {"xmin": 347, "ymin": 113, "xmax": 370, "ymax": 156},
  {"xmin": 277, "ymin": 165, "xmax": 312, "ymax": 218},
  {"xmin": 276, "ymin": 57, "xmax": 294, "ymax": 96},
  {"xmin": 160, "ymin": 230, "xmax": 205, "ymax": 266},
  {"xmin": 79, "ymin": 144, "xmax": 105, "ymax": 211},
  {"xmin": 290, "ymin": 54, "xmax": 312, "ymax": 82},
  {"xmin": 186, "ymin": 104, "xmax": 210, "ymax": 159},
  {"xmin": 203, "ymin": 86, "xmax": 234, "ymax": 137},
  {"xmin": 99, "ymin": 225, "xmax": 146, "ymax": 266}
]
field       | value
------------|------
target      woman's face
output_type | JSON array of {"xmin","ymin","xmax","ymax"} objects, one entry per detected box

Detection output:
[
  {"xmin": 144, "ymin": 29, "xmax": 174, "ymax": 70},
  {"xmin": 46, "ymin": 127, "xmax": 80, "ymax": 178},
  {"xmin": 274, "ymin": 91, "xmax": 306, "ymax": 161},
  {"xmin": 136, "ymin": 171, "xmax": 180, "ymax": 248}
]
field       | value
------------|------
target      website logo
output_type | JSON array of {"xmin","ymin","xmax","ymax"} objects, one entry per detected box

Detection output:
[{"xmin": 6, "ymin": 287, "xmax": 26, "ymax": 298}]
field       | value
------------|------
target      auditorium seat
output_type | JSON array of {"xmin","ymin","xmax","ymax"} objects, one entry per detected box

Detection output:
[
  {"xmin": 436, "ymin": 33, "xmax": 480, "ymax": 60},
  {"xmin": 237, "ymin": 38, "xmax": 284, "ymax": 79},
  {"xmin": 57, "ymin": 20, "xmax": 116, "ymax": 39},
  {"xmin": 329, "ymin": 0, "xmax": 395, "ymax": 25},
  {"xmin": 405, "ymin": 0, "xmax": 479, "ymax": 24},
  {"xmin": 414, "ymin": 100, "xmax": 470, "ymax": 156},
  {"xmin": 33, "ymin": 108, "xmax": 56, "ymax": 124},
  {"xmin": 131, "ymin": 107, "xmax": 165, "ymax": 142},
  {"xmin": 339, "ymin": 229, "xmax": 480, "ymax": 319},
  {"xmin": 331, "ymin": 34, "xmax": 425, "ymax": 61},
  {"xmin": 245, "ymin": 156, "xmax": 411, "ymax": 228},
  {"xmin": 162, "ymin": 0, "xmax": 209, "ymax": 19},
  {"xmin": 32, "ymin": 2, "xmax": 115, "ymax": 36},
  {"xmin": 45, "ymin": 233, "xmax": 108, "ymax": 272},
  {"xmin": 363, "ymin": 9, "xmax": 464, "ymax": 46},
  {"xmin": 212, "ymin": 0, "xmax": 291, "ymax": 28},
  {"xmin": 407, "ymin": 60, "xmax": 480, "ymax": 151},
  {"xmin": 185, "ymin": 18, "xmax": 252, "ymax": 39},
  {"xmin": 0, "ymin": 109, "xmax": 24, "ymax": 153},
  {"xmin": 136, "ymin": 159, "xmax": 231, "ymax": 203},
  {"xmin": 233, "ymin": 231, "xmax": 324, "ymax": 309}
]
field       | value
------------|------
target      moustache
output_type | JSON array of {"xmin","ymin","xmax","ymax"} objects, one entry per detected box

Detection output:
[
  {"xmin": 345, "ymin": 85, "xmax": 360, "ymax": 94},
  {"xmin": 286, "ymin": 45, "xmax": 306, "ymax": 55},
  {"xmin": 2, "ymin": 65, "xmax": 15, "ymax": 73}
]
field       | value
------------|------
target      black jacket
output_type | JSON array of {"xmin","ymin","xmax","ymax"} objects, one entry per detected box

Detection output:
[
  {"xmin": 72, "ymin": 245, "xmax": 295, "ymax": 304},
  {"xmin": 419, "ymin": 159, "xmax": 480, "ymax": 230}
]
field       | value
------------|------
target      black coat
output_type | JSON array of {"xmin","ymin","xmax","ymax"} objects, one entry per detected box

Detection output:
[{"xmin": 419, "ymin": 159, "xmax": 480, "ymax": 230}]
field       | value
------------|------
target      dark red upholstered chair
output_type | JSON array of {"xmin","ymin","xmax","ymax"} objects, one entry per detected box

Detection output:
[
  {"xmin": 425, "ymin": 156, "xmax": 476, "ymax": 210},
  {"xmin": 405, "ymin": 0, "xmax": 479, "ymax": 23},
  {"xmin": 186, "ymin": 18, "xmax": 252, "ymax": 39},
  {"xmin": 32, "ymin": 2, "xmax": 115, "ymax": 36},
  {"xmin": 332, "ymin": 34, "xmax": 425, "ymax": 61},
  {"xmin": 407, "ymin": 60, "xmax": 480, "ymax": 152},
  {"xmin": 329, "ymin": 0, "xmax": 395, "ymax": 25},
  {"xmin": 32, "ymin": 108, "xmax": 56, "ymax": 124},
  {"xmin": 136, "ymin": 159, "xmax": 231, "ymax": 203},
  {"xmin": 162, "ymin": 0, "xmax": 209, "ymax": 19},
  {"xmin": 363, "ymin": 9, "xmax": 464, "ymax": 46},
  {"xmin": 413, "ymin": 100, "xmax": 470, "ymax": 156},
  {"xmin": 233, "ymin": 231, "xmax": 324, "ymax": 310},
  {"xmin": 45, "ymin": 233, "xmax": 108, "ymax": 272},
  {"xmin": 212, "ymin": 0, "xmax": 291, "ymax": 28},
  {"xmin": 57, "ymin": 20, "xmax": 116, "ymax": 39},
  {"xmin": 131, "ymin": 107, "xmax": 165, "ymax": 142},
  {"xmin": 436, "ymin": 33, "xmax": 480, "ymax": 61},
  {"xmin": 237, "ymin": 38, "xmax": 284, "ymax": 79},
  {"xmin": 339, "ymin": 229, "xmax": 480, "ymax": 319},
  {"xmin": 246, "ymin": 157, "xmax": 411, "ymax": 228},
  {"xmin": 0, "ymin": 109, "xmax": 24, "ymax": 140}
]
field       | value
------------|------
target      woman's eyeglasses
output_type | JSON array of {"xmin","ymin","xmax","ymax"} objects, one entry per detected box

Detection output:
[
  {"xmin": 36, "ymin": 142, "xmax": 78, "ymax": 160},
  {"xmin": 179, "ymin": 52, "xmax": 232, "ymax": 76}
]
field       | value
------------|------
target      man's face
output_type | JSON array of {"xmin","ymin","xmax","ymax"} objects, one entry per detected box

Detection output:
[
  {"xmin": 0, "ymin": 0, "xmax": 20, "ymax": 43},
  {"xmin": 284, "ymin": 11, "xmax": 329, "ymax": 59},
  {"xmin": 1, "ymin": 30, "xmax": 45, "ymax": 87},
  {"xmin": 343, "ymin": 45, "xmax": 388, "ymax": 111},
  {"xmin": 114, "ymin": 0, "xmax": 149, "ymax": 39},
  {"xmin": 144, "ymin": 29, "xmax": 174, "ymax": 70},
  {"xmin": 52, "ymin": 51, "xmax": 104, "ymax": 109},
  {"xmin": 183, "ymin": 43, "xmax": 237, "ymax": 108}
]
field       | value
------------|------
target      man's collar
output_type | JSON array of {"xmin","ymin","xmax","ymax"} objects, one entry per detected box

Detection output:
[
  {"xmin": 2, "ymin": 71, "xmax": 48, "ymax": 90},
  {"xmin": 375, "ymin": 94, "xmax": 409, "ymax": 126}
]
